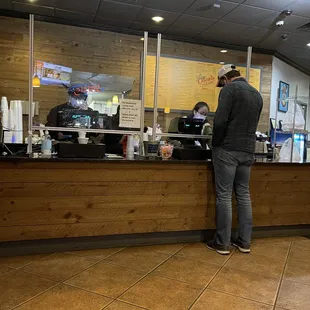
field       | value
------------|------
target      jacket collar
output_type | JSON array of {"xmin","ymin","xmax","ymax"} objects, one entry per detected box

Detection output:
[{"xmin": 232, "ymin": 77, "xmax": 247, "ymax": 83}]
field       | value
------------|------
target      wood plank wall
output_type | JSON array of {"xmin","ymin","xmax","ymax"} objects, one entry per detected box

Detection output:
[
  {"xmin": 0, "ymin": 16, "xmax": 272, "ymax": 134},
  {"xmin": 0, "ymin": 161, "xmax": 309, "ymax": 242}
]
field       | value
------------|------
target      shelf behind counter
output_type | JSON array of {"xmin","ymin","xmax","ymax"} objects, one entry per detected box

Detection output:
[{"xmin": 0, "ymin": 156, "xmax": 310, "ymax": 248}]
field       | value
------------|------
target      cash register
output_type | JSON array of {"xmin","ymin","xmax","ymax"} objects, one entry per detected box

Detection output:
[
  {"xmin": 56, "ymin": 110, "xmax": 107, "ymax": 158},
  {"xmin": 172, "ymin": 117, "xmax": 212, "ymax": 160}
]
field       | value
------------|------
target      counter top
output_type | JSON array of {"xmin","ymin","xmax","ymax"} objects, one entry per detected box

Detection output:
[
  {"xmin": 0, "ymin": 155, "xmax": 210, "ymax": 164},
  {"xmin": 0, "ymin": 155, "xmax": 309, "ymax": 165}
]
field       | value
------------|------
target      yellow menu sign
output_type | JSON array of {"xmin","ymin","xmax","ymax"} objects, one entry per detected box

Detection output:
[{"xmin": 145, "ymin": 55, "xmax": 261, "ymax": 112}]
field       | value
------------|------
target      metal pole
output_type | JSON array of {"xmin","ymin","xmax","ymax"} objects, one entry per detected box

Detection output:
[
  {"xmin": 27, "ymin": 14, "xmax": 34, "ymax": 155},
  {"xmin": 246, "ymin": 46, "xmax": 252, "ymax": 81},
  {"xmin": 273, "ymin": 101, "xmax": 278, "ymax": 162},
  {"xmin": 152, "ymin": 33, "xmax": 161, "ymax": 141},
  {"xmin": 140, "ymin": 31, "xmax": 148, "ymax": 137},
  {"xmin": 290, "ymin": 85, "xmax": 298, "ymax": 162}
]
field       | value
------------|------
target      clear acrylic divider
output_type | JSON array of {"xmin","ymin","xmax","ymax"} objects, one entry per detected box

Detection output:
[
  {"xmin": 31, "ymin": 17, "xmax": 148, "ymax": 151},
  {"xmin": 273, "ymin": 96, "xmax": 308, "ymax": 163}
]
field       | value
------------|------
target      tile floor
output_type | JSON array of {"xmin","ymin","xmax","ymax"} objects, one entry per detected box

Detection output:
[{"xmin": 0, "ymin": 236, "xmax": 310, "ymax": 309}]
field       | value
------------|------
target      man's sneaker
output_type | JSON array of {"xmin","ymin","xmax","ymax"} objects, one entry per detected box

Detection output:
[
  {"xmin": 206, "ymin": 240, "xmax": 230, "ymax": 255},
  {"xmin": 232, "ymin": 239, "xmax": 251, "ymax": 253}
]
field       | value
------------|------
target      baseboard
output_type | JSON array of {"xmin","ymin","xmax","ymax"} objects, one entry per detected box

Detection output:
[{"xmin": 1, "ymin": 225, "xmax": 310, "ymax": 257}]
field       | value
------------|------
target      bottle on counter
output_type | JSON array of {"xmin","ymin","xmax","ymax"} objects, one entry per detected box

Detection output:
[{"xmin": 41, "ymin": 130, "xmax": 52, "ymax": 157}]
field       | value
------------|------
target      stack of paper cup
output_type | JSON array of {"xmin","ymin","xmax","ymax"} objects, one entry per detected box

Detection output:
[
  {"xmin": 3, "ymin": 109, "xmax": 13, "ymax": 143},
  {"xmin": 10, "ymin": 100, "xmax": 23, "ymax": 144},
  {"xmin": 1, "ymin": 97, "xmax": 11, "ymax": 143},
  {"xmin": 1, "ymin": 97, "xmax": 9, "ymax": 129},
  {"xmin": 126, "ymin": 135, "xmax": 134, "ymax": 160}
]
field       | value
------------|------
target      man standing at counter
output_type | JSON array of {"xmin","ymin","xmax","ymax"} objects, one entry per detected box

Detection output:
[{"xmin": 207, "ymin": 64, "xmax": 263, "ymax": 255}]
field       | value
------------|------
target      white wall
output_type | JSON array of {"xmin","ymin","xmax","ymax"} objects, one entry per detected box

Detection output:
[{"xmin": 270, "ymin": 57, "xmax": 310, "ymax": 130}]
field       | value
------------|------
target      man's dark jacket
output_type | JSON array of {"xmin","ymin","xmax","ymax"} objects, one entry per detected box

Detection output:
[{"xmin": 212, "ymin": 77, "xmax": 263, "ymax": 154}]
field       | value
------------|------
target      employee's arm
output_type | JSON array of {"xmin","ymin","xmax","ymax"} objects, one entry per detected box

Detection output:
[{"xmin": 212, "ymin": 86, "xmax": 233, "ymax": 147}]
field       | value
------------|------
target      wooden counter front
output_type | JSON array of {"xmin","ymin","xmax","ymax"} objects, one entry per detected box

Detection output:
[{"xmin": 0, "ymin": 159, "xmax": 310, "ymax": 242}]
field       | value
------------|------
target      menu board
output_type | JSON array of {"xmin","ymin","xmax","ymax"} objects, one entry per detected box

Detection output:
[
  {"xmin": 119, "ymin": 99, "xmax": 141, "ymax": 128},
  {"xmin": 144, "ymin": 55, "xmax": 261, "ymax": 112},
  {"xmin": 35, "ymin": 60, "xmax": 72, "ymax": 86}
]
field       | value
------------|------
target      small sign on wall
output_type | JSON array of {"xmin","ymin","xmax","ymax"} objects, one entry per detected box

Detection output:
[
  {"xmin": 119, "ymin": 99, "xmax": 141, "ymax": 129},
  {"xmin": 278, "ymin": 81, "xmax": 290, "ymax": 113}
]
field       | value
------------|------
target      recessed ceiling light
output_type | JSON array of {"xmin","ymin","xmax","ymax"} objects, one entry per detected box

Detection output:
[
  {"xmin": 221, "ymin": 50, "xmax": 228, "ymax": 53},
  {"xmin": 307, "ymin": 43, "xmax": 310, "ymax": 47},
  {"xmin": 152, "ymin": 16, "xmax": 164, "ymax": 23}
]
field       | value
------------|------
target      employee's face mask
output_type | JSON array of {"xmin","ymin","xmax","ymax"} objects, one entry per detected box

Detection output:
[
  {"xmin": 193, "ymin": 111, "xmax": 207, "ymax": 121},
  {"xmin": 69, "ymin": 97, "xmax": 88, "ymax": 110}
]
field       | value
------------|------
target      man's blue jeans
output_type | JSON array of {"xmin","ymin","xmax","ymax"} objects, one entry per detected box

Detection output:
[{"xmin": 212, "ymin": 147, "xmax": 254, "ymax": 247}]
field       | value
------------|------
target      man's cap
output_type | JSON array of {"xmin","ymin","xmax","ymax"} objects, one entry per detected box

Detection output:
[{"xmin": 218, "ymin": 64, "xmax": 237, "ymax": 78}]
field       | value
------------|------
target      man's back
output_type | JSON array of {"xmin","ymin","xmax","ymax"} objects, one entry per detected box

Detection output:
[{"xmin": 212, "ymin": 77, "xmax": 263, "ymax": 154}]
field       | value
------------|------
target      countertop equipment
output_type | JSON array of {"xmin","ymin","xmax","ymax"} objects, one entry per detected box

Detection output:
[{"xmin": 56, "ymin": 142, "xmax": 105, "ymax": 158}]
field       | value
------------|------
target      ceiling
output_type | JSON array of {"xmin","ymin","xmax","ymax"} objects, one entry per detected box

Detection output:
[{"xmin": 1, "ymin": 0, "xmax": 310, "ymax": 74}]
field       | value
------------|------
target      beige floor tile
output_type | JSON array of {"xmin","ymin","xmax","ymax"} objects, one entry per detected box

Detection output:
[
  {"xmin": 226, "ymin": 252, "xmax": 285, "ymax": 278},
  {"xmin": 252, "ymin": 237, "xmax": 292, "ymax": 246},
  {"xmin": 66, "ymin": 261, "xmax": 145, "ymax": 298},
  {"xmin": 0, "ymin": 254, "xmax": 49, "ymax": 269},
  {"xmin": 292, "ymin": 239, "xmax": 310, "ymax": 247},
  {"xmin": 0, "ymin": 270, "xmax": 56, "ymax": 310},
  {"xmin": 0, "ymin": 265, "xmax": 13, "ymax": 275},
  {"xmin": 21, "ymin": 253, "xmax": 97, "ymax": 282},
  {"xmin": 140, "ymin": 243, "xmax": 185, "ymax": 255},
  {"xmin": 15, "ymin": 283, "xmax": 112, "ymax": 310},
  {"xmin": 177, "ymin": 243, "xmax": 231, "ymax": 266},
  {"xmin": 284, "ymin": 259, "xmax": 310, "ymax": 286},
  {"xmin": 68, "ymin": 247, "xmax": 124, "ymax": 260},
  {"xmin": 104, "ymin": 247, "xmax": 169, "ymax": 272},
  {"xmin": 191, "ymin": 289, "xmax": 273, "ymax": 310},
  {"xmin": 289, "ymin": 240, "xmax": 310, "ymax": 263},
  {"xmin": 209, "ymin": 267, "xmax": 280, "ymax": 305},
  {"xmin": 120, "ymin": 274, "xmax": 201, "ymax": 310},
  {"xmin": 277, "ymin": 280, "xmax": 310, "ymax": 310},
  {"xmin": 250, "ymin": 242, "xmax": 289, "ymax": 261},
  {"xmin": 153, "ymin": 255, "xmax": 220, "ymax": 288},
  {"xmin": 104, "ymin": 300, "xmax": 146, "ymax": 310},
  {"xmin": 293, "ymin": 236, "xmax": 310, "ymax": 241}
]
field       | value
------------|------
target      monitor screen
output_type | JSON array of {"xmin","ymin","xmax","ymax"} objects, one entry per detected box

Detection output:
[
  {"xmin": 270, "ymin": 118, "xmax": 276, "ymax": 130},
  {"xmin": 178, "ymin": 118, "xmax": 204, "ymax": 135},
  {"xmin": 57, "ymin": 110, "xmax": 99, "ymax": 128}
]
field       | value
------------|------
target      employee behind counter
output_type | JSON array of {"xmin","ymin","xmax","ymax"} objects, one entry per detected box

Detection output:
[
  {"xmin": 46, "ymin": 83, "xmax": 124, "ymax": 154},
  {"xmin": 168, "ymin": 101, "xmax": 212, "ymax": 149},
  {"xmin": 46, "ymin": 83, "xmax": 96, "ymax": 141}
]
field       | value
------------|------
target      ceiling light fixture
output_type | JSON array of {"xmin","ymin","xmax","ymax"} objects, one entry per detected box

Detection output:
[
  {"xmin": 281, "ymin": 33, "xmax": 289, "ymax": 41},
  {"xmin": 152, "ymin": 16, "xmax": 164, "ymax": 23},
  {"xmin": 140, "ymin": 37, "xmax": 144, "ymax": 41},
  {"xmin": 220, "ymin": 50, "xmax": 228, "ymax": 53},
  {"xmin": 282, "ymin": 10, "xmax": 293, "ymax": 16},
  {"xmin": 307, "ymin": 43, "xmax": 310, "ymax": 47}
]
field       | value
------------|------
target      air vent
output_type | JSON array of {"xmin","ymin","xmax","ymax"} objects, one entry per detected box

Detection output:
[{"xmin": 297, "ymin": 22, "xmax": 310, "ymax": 32}]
